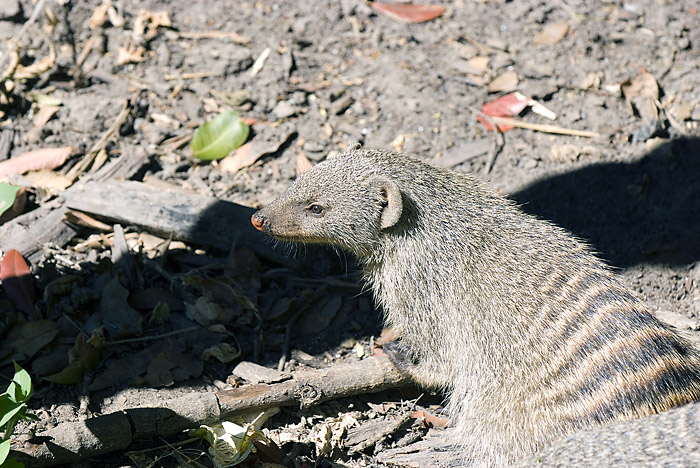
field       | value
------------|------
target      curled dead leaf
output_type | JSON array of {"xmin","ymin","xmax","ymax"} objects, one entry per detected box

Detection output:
[{"xmin": 369, "ymin": 2, "xmax": 446, "ymax": 23}]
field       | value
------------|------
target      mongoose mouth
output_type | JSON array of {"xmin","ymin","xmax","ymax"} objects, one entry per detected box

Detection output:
[{"xmin": 251, "ymin": 212, "xmax": 327, "ymax": 244}]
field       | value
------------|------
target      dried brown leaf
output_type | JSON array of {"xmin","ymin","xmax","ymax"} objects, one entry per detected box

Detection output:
[
  {"xmin": 219, "ymin": 129, "xmax": 295, "ymax": 173},
  {"xmin": 116, "ymin": 44, "xmax": 146, "ymax": 65},
  {"xmin": 98, "ymin": 276, "xmax": 143, "ymax": 338},
  {"xmin": 44, "ymin": 333, "xmax": 100, "ymax": 385},
  {"xmin": 33, "ymin": 104, "xmax": 60, "ymax": 129},
  {"xmin": 467, "ymin": 56, "xmax": 490, "ymax": 74},
  {"xmin": 145, "ymin": 349, "xmax": 203, "ymax": 387},
  {"xmin": 13, "ymin": 42, "xmax": 56, "ymax": 79},
  {"xmin": 621, "ymin": 72, "xmax": 659, "ymax": 101},
  {"xmin": 487, "ymin": 71, "xmax": 519, "ymax": 93},
  {"xmin": 134, "ymin": 9, "xmax": 171, "ymax": 39},
  {"xmin": 24, "ymin": 169, "xmax": 72, "ymax": 192},
  {"xmin": 0, "ymin": 320, "xmax": 59, "ymax": 365},
  {"xmin": 0, "ymin": 146, "xmax": 73, "ymax": 177}
]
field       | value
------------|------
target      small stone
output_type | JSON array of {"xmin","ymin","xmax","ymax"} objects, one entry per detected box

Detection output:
[
  {"xmin": 691, "ymin": 105, "xmax": 700, "ymax": 122},
  {"xmin": 303, "ymin": 141, "xmax": 325, "ymax": 153},
  {"xmin": 0, "ymin": 0, "xmax": 22, "ymax": 20},
  {"xmin": 272, "ymin": 100, "xmax": 297, "ymax": 119}
]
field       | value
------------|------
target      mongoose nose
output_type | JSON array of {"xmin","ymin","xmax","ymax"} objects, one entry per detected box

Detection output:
[{"xmin": 251, "ymin": 213, "xmax": 265, "ymax": 232}]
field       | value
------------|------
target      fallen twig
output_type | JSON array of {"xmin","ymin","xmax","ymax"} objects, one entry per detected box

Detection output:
[
  {"xmin": 66, "ymin": 95, "xmax": 136, "ymax": 181},
  {"xmin": 0, "ymin": 0, "xmax": 48, "ymax": 74},
  {"xmin": 12, "ymin": 356, "xmax": 407, "ymax": 467},
  {"xmin": 178, "ymin": 30, "xmax": 250, "ymax": 45},
  {"xmin": 64, "ymin": 179, "xmax": 295, "ymax": 266},
  {"xmin": 164, "ymin": 71, "xmax": 223, "ymax": 80},
  {"xmin": 488, "ymin": 116, "xmax": 601, "ymax": 138}
]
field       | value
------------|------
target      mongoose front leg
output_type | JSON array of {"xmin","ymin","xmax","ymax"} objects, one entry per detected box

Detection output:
[{"xmin": 382, "ymin": 340, "xmax": 418, "ymax": 375}]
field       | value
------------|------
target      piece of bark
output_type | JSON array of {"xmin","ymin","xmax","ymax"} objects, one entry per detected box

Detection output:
[
  {"xmin": 375, "ymin": 427, "xmax": 462, "ymax": 468},
  {"xmin": 90, "ymin": 144, "xmax": 150, "ymax": 182},
  {"xmin": 111, "ymin": 223, "xmax": 136, "ymax": 287},
  {"xmin": 12, "ymin": 356, "xmax": 408, "ymax": 467},
  {"xmin": 217, "ymin": 355, "xmax": 408, "ymax": 415},
  {"xmin": 64, "ymin": 180, "xmax": 291, "ymax": 265},
  {"xmin": 0, "ymin": 198, "xmax": 77, "ymax": 264},
  {"xmin": 346, "ymin": 412, "xmax": 412, "ymax": 455}
]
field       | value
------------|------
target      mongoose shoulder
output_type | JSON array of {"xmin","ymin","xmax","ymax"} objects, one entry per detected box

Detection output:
[{"xmin": 251, "ymin": 147, "xmax": 700, "ymax": 467}]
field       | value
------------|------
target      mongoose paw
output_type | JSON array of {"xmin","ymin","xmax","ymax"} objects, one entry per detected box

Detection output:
[{"xmin": 383, "ymin": 340, "xmax": 419, "ymax": 374}]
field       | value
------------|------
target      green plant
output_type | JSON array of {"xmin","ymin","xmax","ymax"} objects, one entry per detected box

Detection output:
[{"xmin": 0, "ymin": 363, "xmax": 37, "ymax": 468}]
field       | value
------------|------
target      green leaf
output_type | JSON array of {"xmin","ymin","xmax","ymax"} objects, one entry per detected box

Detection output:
[
  {"xmin": 0, "ymin": 403, "xmax": 22, "ymax": 429},
  {"xmin": 191, "ymin": 110, "xmax": 250, "ymax": 160},
  {"xmin": 1, "ymin": 458, "xmax": 26, "ymax": 468},
  {"xmin": 0, "ymin": 439, "xmax": 11, "ymax": 464},
  {"xmin": 9, "ymin": 364, "xmax": 32, "ymax": 403},
  {"xmin": 0, "ymin": 184, "xmax": 21, "ymax": 218},
  {"xmin": 0, "ymin": 394, "xmax": 15, "ymax": 416}
]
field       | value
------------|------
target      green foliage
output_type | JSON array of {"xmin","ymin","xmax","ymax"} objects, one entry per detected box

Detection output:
[
  {"xmin": 0, "ymin": 184, "xmax": 21, "ymax": 218},
  {"xmin": 0, "ymin": 363, "xmax": 37, "ymax": 467},
  {"xmin": 191, "ymin": 110, "xmax": 250, "ymax": 160}
]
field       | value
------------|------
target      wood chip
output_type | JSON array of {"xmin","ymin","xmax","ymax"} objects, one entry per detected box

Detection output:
[{"xmin": 533, "ymin": 23, "xmax": 570, "ymax": 45}]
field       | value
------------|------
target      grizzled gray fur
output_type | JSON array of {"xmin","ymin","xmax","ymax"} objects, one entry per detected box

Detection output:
[{"xmin": 252, "ymin": 147, "xmax": 700, "ymax": 467}]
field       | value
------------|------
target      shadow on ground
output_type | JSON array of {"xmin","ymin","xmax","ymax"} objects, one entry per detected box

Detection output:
[{"xmin": 511, "ymin": 137, "xmax": 700, "ymax": 269}]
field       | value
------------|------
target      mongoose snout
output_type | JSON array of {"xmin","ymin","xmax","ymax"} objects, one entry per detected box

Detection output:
[
  {"xmin": 252, "ymin": 147, "xmax": 700, "ymax": 467},
  {"xmin": 251, "ymin": 213, "xmax": 266, "ymax": 232}
]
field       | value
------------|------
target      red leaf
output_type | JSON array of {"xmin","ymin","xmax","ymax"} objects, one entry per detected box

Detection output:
[
  {"xmin": 0, "ymin": 146, "xmax": 74, "ymax": 177},
  {"xmin": 478, "ymin": 93, "xmax": 530, "ymax": 131},
  {"xmin": 411, "ymin": 410, "xmax": 449, "ymax": 428},
  {"xmin": 1, "ymin": 249, "xmax": 37, "ymax": 318},
  {"xmin": 369, "ymin": 3, "xmax": 445, "ymax": 23}
]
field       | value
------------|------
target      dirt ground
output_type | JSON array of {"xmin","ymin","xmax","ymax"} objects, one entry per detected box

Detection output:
[{"xmin": 1, "ymin": 0, "xmax": 700, "ymax": 467}]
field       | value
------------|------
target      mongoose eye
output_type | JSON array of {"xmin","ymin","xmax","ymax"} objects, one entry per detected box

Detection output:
[{"xmin": 306, "ymin": 203, "xmax": 325, "ymax": 217}]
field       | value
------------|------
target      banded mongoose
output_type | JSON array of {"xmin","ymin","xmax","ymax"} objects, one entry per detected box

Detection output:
[{"xmin": 251, "ymin": 147, "xmax": 700, "ymax": 467}]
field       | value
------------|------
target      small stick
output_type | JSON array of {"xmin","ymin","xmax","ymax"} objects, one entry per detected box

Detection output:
[
  {"xmin": 67, "ymin": 96, "xmax": 135, "ymax": 181},
  {"xmin": 178, "ymin": 30, "xmax": 250, "ymax": 44},
  {"xmin": 164, "ymin": 71, "xmax": 223, "ymax": 80},
  {"xmin": 0, "ymin": 0, "xmax": 47, "ymax": 72},
  {"xmin": 104, "ymin": 326, "xmax": 201, "ymax": 346},
  {"xmin": 489, "ymin": 116, "xmax": 601, "ymax": 138},
  {"xmin": 13, "ymin": 356, "xmax": 407, "ymax": 467}
]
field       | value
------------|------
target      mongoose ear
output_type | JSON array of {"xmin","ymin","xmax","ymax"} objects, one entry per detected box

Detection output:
[{"xmin": 373, "ymin": 176, "xmax": 402, "ymax": 229}]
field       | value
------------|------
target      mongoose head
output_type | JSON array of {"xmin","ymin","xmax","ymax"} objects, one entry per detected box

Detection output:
[{"xmin": 251, "ymin": 150, "xmax": 403, "ymax": 256}]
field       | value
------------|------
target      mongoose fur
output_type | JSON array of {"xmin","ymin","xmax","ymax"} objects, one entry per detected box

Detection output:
[
  {"xmin": 517, "ymin": 399, "xmax": 700, "ymax": 467},
  {"xmin": 251, "ymin": 147, "xmax": 700, "ymax": 467}
]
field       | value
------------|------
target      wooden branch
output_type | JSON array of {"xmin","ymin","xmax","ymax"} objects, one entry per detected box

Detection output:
[
  {"xmin": 12, "ymin": 356, "xmax": 407, "ymax": 467},
  {"xmin": 64, "ymin": 180, "xmax": 293, "ymax": 265},
  {"xmin": 0, "ymin": 198, "xmax": 77, "ymax": 264}
]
